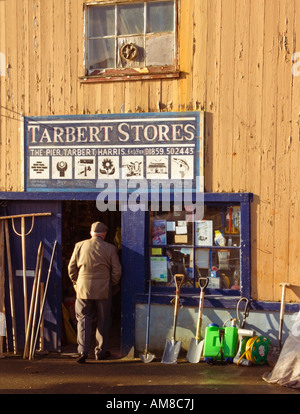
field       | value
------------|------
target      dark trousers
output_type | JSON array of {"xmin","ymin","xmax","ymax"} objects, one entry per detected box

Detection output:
[{"xmin": 75, "ymin": 296, "xmax": 111, "ymax": 356}]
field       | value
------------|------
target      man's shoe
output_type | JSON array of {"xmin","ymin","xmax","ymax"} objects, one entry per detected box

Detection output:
[
  {"xmin": 76, "ymin": 353, "xmax": 88, "ymax": 363},
  {"xmin": 95, "ymin": 351, "xmax": 111, "ymax": 361}
]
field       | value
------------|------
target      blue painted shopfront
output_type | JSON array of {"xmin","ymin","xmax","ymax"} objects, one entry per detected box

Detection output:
[
  {"xmin": 2, "ymin": 190, "xmax": 297, "ymax": 355},
  {"xmin": 0, "ymin": 191, "xmax": 252, "ymax": 355}
]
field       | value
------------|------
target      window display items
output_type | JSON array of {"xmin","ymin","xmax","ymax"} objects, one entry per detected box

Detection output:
[
  {"xmin": 152, "ymin": 220, "xmax": 167, "ymax": 245},
  {"xmin": 195, "ymin": 220, "xmax": 213, "ymax": 246}
]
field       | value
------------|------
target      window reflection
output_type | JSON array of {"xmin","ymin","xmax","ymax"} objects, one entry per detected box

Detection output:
[
  {"xmin": 147, "ymin": 1, "xmax": 174, "ymax": 33},
  {"xmin": 118, "ymin": 4, "xmax": 144, "ymax": 35}
]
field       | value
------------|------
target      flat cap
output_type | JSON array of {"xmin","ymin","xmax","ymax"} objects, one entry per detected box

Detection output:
[{"xmin": 91, "ymin": 221, "xmax": 108, "ymax": 234}]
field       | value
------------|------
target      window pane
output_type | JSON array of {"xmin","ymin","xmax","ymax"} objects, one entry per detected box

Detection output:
[
  {"xmin": 88, "ymin": 6, "xmax": 115, "ymax": 37},
  {"xmin": 150, "ymin": 210, "xmax": 193, "ymax": 246},
  {"xmin": 88, "ymin": 38, "xmax": 115, "ymax": 70},
  {"xmin": 198, "ymin": 206, "xmax": 240, "ymax": 247},
  {"xmin": 147, "ymin": 1, "xmax": 174, "ymax": 33},
  {"xmin": 150, "ymin": 246, "xmax": 194, "ymax": 286},
  {"xmin": 146, "ymin": 33, "xmax": 174, "ymax": 66},
  {"xmin": 117, "ymin": 3, "xmax": 144, "ymax": 35},
  {"xmin": 194, "ymin": 248, "xmax": 241, "ymax": 289}
]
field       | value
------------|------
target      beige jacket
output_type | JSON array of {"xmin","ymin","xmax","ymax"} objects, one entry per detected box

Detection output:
[{"xmin": 68, "ymin": 236, "xmax": 122, "ymax": 300}]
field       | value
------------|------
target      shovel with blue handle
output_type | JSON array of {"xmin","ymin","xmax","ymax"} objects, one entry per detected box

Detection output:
[{"xmin": 140, "ymin": 279, "xmax": 155, "ymax": 363}]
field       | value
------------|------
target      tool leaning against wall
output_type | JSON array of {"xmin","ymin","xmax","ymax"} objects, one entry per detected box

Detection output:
[
  {"xmin": 267, "ymin": 282, "xmax": 292, "ymax": 367},
  {"xmin": 23, "ymin": 241, "xmax": 44, "ymax": 359},
  {"xmin": 0, "ymin": 221, "xmax": 5, "ymax": 358},
  {"xmin": 0, "ymin": 212, "xmax": 52, "ymax": 357},
  {"xmin": 0, "ymin": 213, "xmax": 52, "ymax": 330},
  {"xmin": 139, "ymin": 278, "xmax": 155, "ymax": 363},
  {"xmin": 161, "ymin": 273, "xmax": 185, "ymax": 364},
  {"xmin": 30, "ymin": 240, "xmax": 57, "ymax": 360},
  {"xmin": 186, "ymin": 275, "xmax": 209, "ymax": 363}
]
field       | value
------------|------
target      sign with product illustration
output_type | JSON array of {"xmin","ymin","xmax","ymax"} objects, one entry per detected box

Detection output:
[{"xmin": 24, "ymin": 111, "xmax": 203, "ymax": 192}]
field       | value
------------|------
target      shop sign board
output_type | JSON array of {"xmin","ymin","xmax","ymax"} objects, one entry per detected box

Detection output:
[{"xmin": 24, "ymin": 111, "xmax": 203, "ymax": 193}]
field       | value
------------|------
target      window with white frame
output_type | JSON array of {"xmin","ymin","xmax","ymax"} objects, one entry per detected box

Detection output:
[{"xmin": 84, "ymin": 0, "xmax": 177, "ymax": 78}]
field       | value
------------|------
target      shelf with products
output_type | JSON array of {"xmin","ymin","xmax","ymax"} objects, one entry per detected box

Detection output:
[{"xmin": 148, "ymin": 194, "xmax": 252, "ymax": 298}]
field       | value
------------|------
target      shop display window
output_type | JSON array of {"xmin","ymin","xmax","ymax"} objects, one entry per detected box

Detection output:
[{"xmin": 148, "ymin": 196, "xmax": 251, "ymax": 297}]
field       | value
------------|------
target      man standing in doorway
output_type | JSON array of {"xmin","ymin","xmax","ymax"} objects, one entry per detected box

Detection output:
[{"xmin": 68, "ymin": 221, "xmax": 122, "ymax": 363}]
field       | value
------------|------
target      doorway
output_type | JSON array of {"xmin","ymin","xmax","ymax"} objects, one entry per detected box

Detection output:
[{"xmin": 61, "ymin": 200, "xmax": 122, "ymax": 355}]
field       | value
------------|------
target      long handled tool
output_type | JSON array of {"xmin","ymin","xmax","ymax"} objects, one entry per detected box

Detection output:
[
  {"xmin": 186, "ymin": 276, "xmax": 209, "ymax": 363},
  {"xmin": 4, "ymin": 220, "xmax": 17, "ymax": 354},
  {"xmin": 267, "ymin": 282, "xmax": 291, "ymax": 366},
  {"xmin": 38, "ymin": 282, "xmax": 45, "ymax": 353},
  {"xmin": 0, "ymin": 213, "xmax": 51, "ymax": 331},
  {"xmin": 30, "ymin": 240, "xmax": 57, "ymax": 360},
  {"xmin": 23, "ymin": 241, "xmax": 44, "ymax": 359},
  {"xmin": 0, "ymin": 221, "xmax": 5, "ymax": 357},
  {"xmin": 29, "ymin": 243, "xmax": 45, "ymax": 360},
  {"xmin": 161, "ymin": 273, "xmax": 185, "ymax": 364},
  {"xmin": 278, "ymin": 282, "xmax": 291, "ymax": 349},
  {"xmin": 139, "ymin": 279, "xmax": 155, "ymax": 363}
]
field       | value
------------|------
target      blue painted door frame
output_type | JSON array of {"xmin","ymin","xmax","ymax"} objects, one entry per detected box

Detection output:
[
  {"xmin": 0, "ymin": 193, "xmax": 144, "ymax": 355},
  {"xmin": 120, "ymin": 209, "xmax": 146, "ymax": 356}
]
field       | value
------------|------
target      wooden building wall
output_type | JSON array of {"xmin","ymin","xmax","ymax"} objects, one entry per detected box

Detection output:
[{"xmin": 0, "ymin": 0, "xmax": 300, "ymax": 303}]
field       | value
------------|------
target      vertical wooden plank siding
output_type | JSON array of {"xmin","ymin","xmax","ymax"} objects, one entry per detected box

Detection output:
[
  {"xmin": 273, "ymin": 0, "xmax": 295, "ymax": 300},
  {"xmin": 30, "ymin": 0, "xmax": 41, "ymax": 115},
  {"xmin": 40, "ymin": 0, "xmax": 54, "ymax": 115},
  {"xmin": 217, "ymin": 0, "xmax": 236, "ymax": 192},
  {"xmin": 4, "ymin": 0, "xmax": 18, "ymax": 191},
  {"xmin": 232, "ymin": 0, "xmax": 250, "ymax": 193},
  {"xmin": 204, "ymin": 0, "xmax": 222, "ymax": 191},
  {"xmin": 178, "ymin": 0, "xmax": 194, "ymax": 110},
  {"xmin": 246, "ymin": 0, "xmax": 265, "ymax": 300},
  {"xmin": 53, "ymin": 1, "xmax": 66, "ymax": 113},
  {"xmin": 0, "ymin": 0, "xmax": 300, "ymax": 303},
  {"xmin": 192, "ymin": 0, "xmax": 207, "ymax": 110},
  {"xmin": 0, "ymin": 0, "xmax": 7, "ymax": 191},
  {"xmin": 288, "ymin": 2, "xmax": 300, "ymax": 300},
  {"xmin": 256, "ymin": 1, "xmax": 279, "ymax": 301}
]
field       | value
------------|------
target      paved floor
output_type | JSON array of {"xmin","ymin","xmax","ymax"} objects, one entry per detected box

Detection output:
[
  {"xmin": 0, "ymin": 351, "xmax": 299, "ymax": 396},
  {"xmin": 1, "ymin": 321, "xmax": 299, "ymax": 397}
]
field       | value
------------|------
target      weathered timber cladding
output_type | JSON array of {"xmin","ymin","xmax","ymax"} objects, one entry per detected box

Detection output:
[{"xmin": 0, "ymin": 0, "xmax": 300, "ymax": 303}]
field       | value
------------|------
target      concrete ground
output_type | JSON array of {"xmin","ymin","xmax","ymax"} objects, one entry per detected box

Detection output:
[
  {"xmin": 0, "ymin": 350, "xmax": 299, "ymax": 396},
  {"xmin": 1, "ymin": 320, "xmax": 299, "ymax": 398}
]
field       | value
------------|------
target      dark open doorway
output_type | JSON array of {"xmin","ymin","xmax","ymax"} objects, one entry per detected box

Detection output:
[{"xmin": 61, "ymin": 201, "xmax": 122, "ymax": 356}]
